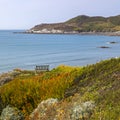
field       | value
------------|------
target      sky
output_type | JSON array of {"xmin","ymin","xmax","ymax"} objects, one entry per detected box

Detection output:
[{"xmin": 0, "ymin": 0, "xmax": 120, "ymax": 29}]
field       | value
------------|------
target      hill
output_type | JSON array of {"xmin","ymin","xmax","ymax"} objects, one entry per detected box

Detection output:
[
  {"xmin": 0, "ymin": 58, "xmax": 120, "ymax": 119},
  {"xmin": 26, "ymin": 15, "xmax": 120, "ymax": 35}
]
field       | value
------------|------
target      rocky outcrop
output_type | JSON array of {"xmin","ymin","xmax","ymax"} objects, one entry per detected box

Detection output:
[
  {"xmin": 108, "ymin": 41, "xmax": 118, "ymax": 44},
  {"xmin": 0, "ymin": 76, "xmax": 13, "ymax": 86},
  {"xmin": 98, "ymin": 46, "xmax": 110, "ymax": 48},
  {"xmin": 109, "ymin": 31, "xmax": 120, "ymax": 36},
  {"xmin": 0, "ymin": 105, "xmax": 24, "ymax": 120},
  {"xmin": 29, "ymin": 94, "xmax": 95, "ymax": 120},
  {"xmin": 0, "ymin": 71, "xmax": 20, "ymax": 87},
  {"xmin": 26, "ymin": 23, "xmax": 78, "ymax": 34},
  {"xmin": 71, "ymin": 101, "xmax": 95, "ymax": 120},
  {"xmin": 26, "ymin": 29, "xmax": 78, "ymax": 34},
  {"xmin": 29, "ymin": 98, "xmax": 58, "ymax": 120}
]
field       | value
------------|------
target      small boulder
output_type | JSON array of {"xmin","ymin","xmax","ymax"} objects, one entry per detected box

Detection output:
[
  {"xmin": 0, "ymin": 105, "xmax": 24, "ymax": 120},
  {"xmin": 0, "ymin": 76, "xmax": 13, "ymax": 86},
  {"xmin": 71, "ymin": 101, "xmax": 95, "ymax": 119},
  {"xmin": 29, "ymin": 98, "xmax": 58, "ymax": 120}
]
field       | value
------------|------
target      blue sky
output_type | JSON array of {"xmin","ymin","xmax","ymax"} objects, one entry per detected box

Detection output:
[{"xmin": 0, "ymin": 0, "xmax": 120, "ymax": 29}]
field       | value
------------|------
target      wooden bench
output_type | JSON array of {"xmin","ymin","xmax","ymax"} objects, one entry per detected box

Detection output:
[{"xmin": 35, "ymin": 65, "xmax": 49, "ymax": 73}]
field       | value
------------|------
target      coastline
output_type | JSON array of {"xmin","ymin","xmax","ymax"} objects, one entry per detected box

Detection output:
[
  {"xmin": 0, "ymin": 56, "xmax": 119, "ymax": 76},
  {"xmin": 19, "ymin": 31, "xmax": 120, "ymax": 36}
]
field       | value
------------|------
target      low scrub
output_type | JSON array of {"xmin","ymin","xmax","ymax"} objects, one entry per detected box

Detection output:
[
  {"xmin": 0, "ymin": 65, "xmax": 80, "ymax": 117},
  {"xmin": 0, "ymin": 58, "xmax": 120, "ymax": 119}
]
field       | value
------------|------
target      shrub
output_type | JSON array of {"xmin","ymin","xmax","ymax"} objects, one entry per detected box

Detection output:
[{"xmin": 0, "ymin": 65, "xmax": 80, "ymax": 117}]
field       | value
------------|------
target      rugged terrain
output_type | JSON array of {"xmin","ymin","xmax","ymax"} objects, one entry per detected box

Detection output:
[{"xmin": 26, "ymin": 15, "xmax": 120, "ymax": 35}]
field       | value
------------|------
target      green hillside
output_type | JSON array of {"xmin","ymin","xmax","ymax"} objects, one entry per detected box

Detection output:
[
  {"xmin": 0, "ymin": 58, "xmax": 120, "ymax": 119},
  {"xmin": 66, "ymin": 15, "xmax": 120, "ymax": 32},
  {"xmin": 29, "ymin": 15, "xmax": 120, "ymax": 33}
]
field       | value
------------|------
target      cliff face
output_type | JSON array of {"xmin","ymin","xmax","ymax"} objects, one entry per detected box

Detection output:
[{"xmin": 27, "ymin": 15, "xmax": 120, "ymax": 34}]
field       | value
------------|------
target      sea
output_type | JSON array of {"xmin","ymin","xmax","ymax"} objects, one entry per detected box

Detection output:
[{"xmin": 0, "ymin": 30, "xmax": 120, "ymax": 73}]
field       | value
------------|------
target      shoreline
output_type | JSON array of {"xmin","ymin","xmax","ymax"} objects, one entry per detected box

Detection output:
[
  {"xmin": 15, "ymin": 31, "xmax": 120, "ymax": 36},
  {"xmin": 0, "ymin": 57, "xmax": 119, "ymax": 74}
]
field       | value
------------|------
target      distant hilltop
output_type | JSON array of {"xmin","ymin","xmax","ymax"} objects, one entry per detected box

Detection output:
[{"xmin": 26, "ymin": 15, "xmax": 120, "ymax": 35}]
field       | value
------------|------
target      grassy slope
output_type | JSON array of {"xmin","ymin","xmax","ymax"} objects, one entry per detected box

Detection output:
[
  {"xmin": 0, "ymin": 58, "xmax": 120, "ymax": 119},
  {"xmin": 66, "ymin": 15, "xmax": 120, "ymax": 32},
  {"xmin": 66, "ymin": 58, "xmax": 120, "ymax": 119},
  {"xmin": 32, "ymin": 15, "xmax": 120, "ymax": 32}
]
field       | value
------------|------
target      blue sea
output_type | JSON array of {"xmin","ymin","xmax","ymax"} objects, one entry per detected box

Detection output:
[{"xmin": 0, "ymin": 30, "xmax": 120, "ymax": 73}]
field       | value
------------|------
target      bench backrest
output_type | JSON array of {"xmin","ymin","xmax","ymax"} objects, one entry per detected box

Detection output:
[{"xmin": 35, "ymin": 65, "xmax": 49, "ymax": 72}]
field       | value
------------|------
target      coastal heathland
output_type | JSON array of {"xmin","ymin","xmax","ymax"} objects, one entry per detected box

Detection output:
[{"xmin": 0, "ymin": 58, "xmax": 120, "ymax": 119}]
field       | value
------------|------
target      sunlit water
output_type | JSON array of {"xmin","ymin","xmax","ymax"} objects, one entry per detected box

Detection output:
[{"xmin": 0, "ymin": 30, "xmax": 120, "ymax": 73}]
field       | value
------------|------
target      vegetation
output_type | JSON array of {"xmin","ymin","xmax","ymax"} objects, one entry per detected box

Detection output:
[
  {"xmin": 67, "ymin": 58, "xmax": 120, "ymax": 119},
  {"xmin": 66, "ymin": 15, "xmax": 120, "ymax": 32},
  {"xmin": 0, "ymin": 65, "xmax": 80, "ymax": 117},
  {"xmin": 0, "ymin": 58, "xmax": 120, "ymax": 119},
  {"xmin": 31, "ymin": 15, "xmax": 120, "ymax": 33}
]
